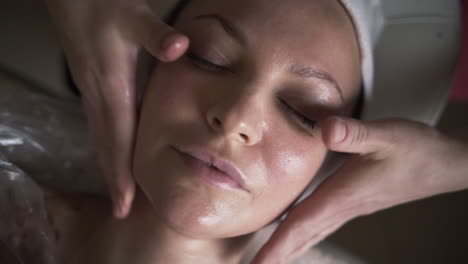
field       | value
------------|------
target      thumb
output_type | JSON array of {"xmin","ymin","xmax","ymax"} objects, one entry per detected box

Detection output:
[
  {"xmin": 252, "ymin": 177, "xmax": 356, "ymax": 264},
  {"xmin": 133, "ymin": 7, "xmax": 189, "ymax": 62},
  {"xmin": 321, "ymin": 116, "xmax": 393, "ymax": 155}
]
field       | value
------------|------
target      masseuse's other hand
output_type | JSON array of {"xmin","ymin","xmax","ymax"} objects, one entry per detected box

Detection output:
[
  {"xmin": 253, "ymin": 117, "xmax": 468, "ymax": 264},
  {"xmin": 45, "ymin": 0, "xmax": 189, "ymax": 218}
]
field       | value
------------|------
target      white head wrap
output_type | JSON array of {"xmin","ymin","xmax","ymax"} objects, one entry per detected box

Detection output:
[
  {"xmin": 339, "ymin": 0, "xmax": 385, "ymax": 114},
  {"xmin": 294, "ymin": 0, "xmax": 385, "ymax": 204}
]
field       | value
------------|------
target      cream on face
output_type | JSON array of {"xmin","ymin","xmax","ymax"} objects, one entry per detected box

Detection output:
[{"xmin": 133, "ymin": 0, "xmax": 361, "ymax": 239}]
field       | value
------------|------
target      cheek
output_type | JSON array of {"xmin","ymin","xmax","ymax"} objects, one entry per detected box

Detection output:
[
  {"xmin": 133, "ymin": 64, "xmax": 192, "ymax": 187},
  {"xmin": 133, "ymin": 62, "xmax": 206, "ymax": 176},
  {"xmin": 247, "ymin": 127, "xmax": 328, "ymax": 225},
  {"xmin": 141, "ymin": 63, "xmax": 201, "ymax": 122},
  {"xmin": 270, "ymin": 134, "xmax": 326, "ymax": 185},
  {"xmin": 132, "ymin": 63, "xmax": 255, "ymax": 238}
]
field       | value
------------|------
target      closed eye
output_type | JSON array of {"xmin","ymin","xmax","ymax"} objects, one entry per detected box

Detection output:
[
  {"xmin": 278, "ymin": 98, "xmax": 317, "ymax": 130},
  {"xmin": 186, "ymin": 53, "xmax": 229, "ymax": 72}
]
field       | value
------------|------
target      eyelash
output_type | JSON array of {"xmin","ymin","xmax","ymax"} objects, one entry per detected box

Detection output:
[
  {"xmin": 186, "ymin": 53, "xmax": 316, "ymax": 130},
  {"xmin": 278, "ymin": 98, "xmax": 317, "ymax": 130},
  {"xmin": 186, "ymin": 53, "xmax": 229, "ymax": 72}
]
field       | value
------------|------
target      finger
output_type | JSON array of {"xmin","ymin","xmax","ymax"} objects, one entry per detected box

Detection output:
[
  {"xmin": 252, "ymin": 182, "xmax": 355, "ymax": 264},
  {"xmin": 133, "ymin": 8, "xmax": 189, "ymax": 62},
  {"xmin": 159, "ymin": 32, "xmax": 190, "ymax": 62},
  {"xmin": 88, "ymin": 111, "xmax": 137, "ymax": 219},
  {"xmin": 105, "ymin": 93, "xmax": 138, "ymax": 219},
  {"xmin": 82, "ymin": 70, "xmax": 138, "ymax": 219},
  {"xmin": 321, "ymin": 116, "xmax": 394, "ymax": 155},
  {"xmin": 285, "ymin": 220, "xmax": 345, "ymax": 262},
  {"xmin": 109, "ymin": 164, "xmax": 136, "ymax": 219}
]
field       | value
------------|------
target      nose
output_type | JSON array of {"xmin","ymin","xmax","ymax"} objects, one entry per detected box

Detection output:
[{"xmin": 205, "ymin": 94, "xmax": 264, "ymax": 146}]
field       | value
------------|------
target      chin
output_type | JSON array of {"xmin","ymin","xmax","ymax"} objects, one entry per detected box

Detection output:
[
  {"xmin": 134, "ymin": 164, "xmax": 253, "ymax": 239},
  {"xmin": 133, "ymin": 143, "xmax": 262, "ymax": 239}
]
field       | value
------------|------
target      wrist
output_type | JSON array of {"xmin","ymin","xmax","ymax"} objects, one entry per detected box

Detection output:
[
  {"xmin": 457, "ymin": 141, "xmax": 468, "ymax": 181},
  {"xmin": 444, "ymin": 137, "xmax": 468, "ymax": 192}
]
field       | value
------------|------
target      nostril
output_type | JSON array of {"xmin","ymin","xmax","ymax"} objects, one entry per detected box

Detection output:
[
  {"xmin": 213, "ymin": 117, "xmax": 222, "ymax": 127},
  {"xmin": 239, "ymin": 133, "xmax": 248, "ymax": 142}
]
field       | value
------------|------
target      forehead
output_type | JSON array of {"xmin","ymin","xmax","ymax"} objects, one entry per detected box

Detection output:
[
  {"xmin": 181, "ymin": 0, "xmax": 354, "ymax": 39},
  {"xmin": 176, "ymin": 0, "xmax": 361, "ymax": 100}
]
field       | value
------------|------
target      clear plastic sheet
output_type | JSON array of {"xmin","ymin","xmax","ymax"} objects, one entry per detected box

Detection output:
[
  {"xmin": 0, "ymin": 75, "xmax": 105, "ymax": 194},
  {"xmin": 0, "ymin": 157, "xmax": 56, "ymax": 264},
  {"xmin": 0, "ymin": 72, "xmax": 104, "ymax": 263}
]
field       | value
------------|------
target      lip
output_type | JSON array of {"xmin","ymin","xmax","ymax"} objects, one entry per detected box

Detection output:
[{"xmin": 171, "ymin": 145, "xmax": 249, "ymax": 192}]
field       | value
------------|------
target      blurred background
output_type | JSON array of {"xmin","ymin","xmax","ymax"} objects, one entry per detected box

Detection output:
[{"xmin": 0, "ymin": 0, "xmax": 467, "ymax": 263}]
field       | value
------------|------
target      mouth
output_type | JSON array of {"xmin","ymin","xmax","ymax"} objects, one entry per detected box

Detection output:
[{"xmin": 171, "ymin": 145, "xmax": 249, "ymax": 193}]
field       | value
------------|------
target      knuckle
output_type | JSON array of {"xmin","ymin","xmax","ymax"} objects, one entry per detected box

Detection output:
[
  {"xmin": 371, "ymin": 119, "xmax": 407, "ymax": 157},
  {"xmin": 349, "ymin": 122, "xmax": 369, "ymax": 146}
]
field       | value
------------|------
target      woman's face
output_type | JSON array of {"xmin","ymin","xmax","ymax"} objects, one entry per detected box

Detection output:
[{"xmin": 133, "ymin": 0, "xmax": 360, "ymax": 238}]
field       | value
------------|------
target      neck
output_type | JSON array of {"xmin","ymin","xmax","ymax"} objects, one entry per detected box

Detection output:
[{"xmin": 78, "ymin": 191, "xmax": 253, "ymax": 264}]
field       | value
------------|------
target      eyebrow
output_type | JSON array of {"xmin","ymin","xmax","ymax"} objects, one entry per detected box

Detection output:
[
  {"xmin": 194, "ymin": 14, "xmax": 344, "ymax": 103},
  {"xmin": 289, "ymin": 64, "xmax": 344, "ymax": 102},
  {"xmin": 194, "ymin": 14, "xmax": 247, "ymax": 46}
]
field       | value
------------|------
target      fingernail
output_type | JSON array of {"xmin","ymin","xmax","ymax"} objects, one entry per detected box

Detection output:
[
  {"xmin": 113, "ymin": 198, "xmax": 125, "ymax": 218},
  {"xmin": 333, "ymin": 119, "xmax": 347, "ymax": 143},
  {"xmin": 118, "ymin": 202, "xmax": 124, "ymax": 216},
  {"xmin": 161, "ymin": 33, "xmax": 188, "ymax": 60},
  {"xmin": 120, "ymin": 198, "xmax": 128, "ymax": 216}
]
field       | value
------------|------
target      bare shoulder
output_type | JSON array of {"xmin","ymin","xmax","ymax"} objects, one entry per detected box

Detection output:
[
  {"xmin": 40, "ymin": 184, "xmax": 110, "ymax": 261},
  {"xmin": 41, "ymin": 184, "xmax": 109, "ymax": 222},
  {"xmin": 41, "ymin": 183, "xmax": 110, "ymax": 235}
]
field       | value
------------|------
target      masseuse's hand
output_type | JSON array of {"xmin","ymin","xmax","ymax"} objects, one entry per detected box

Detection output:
[
  {"xmin": 253, "ymin": 117, "xmax": 468, "ymax": 264},
  {"xmin": 45, "ymin": 0, "xmax": 189, "ymax": 218}
]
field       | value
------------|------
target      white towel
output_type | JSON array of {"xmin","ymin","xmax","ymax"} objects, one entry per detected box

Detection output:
[{"xmin": 339, "ymin": 0, "xmax": 385, "ymax": 106}]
